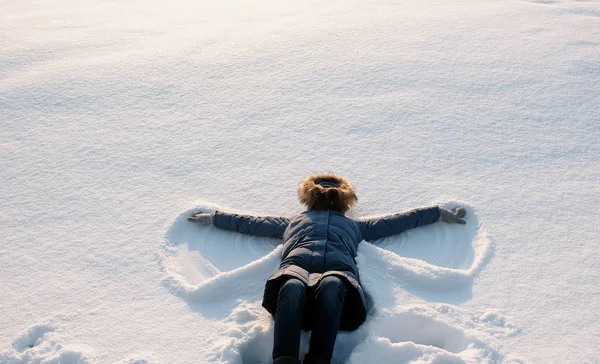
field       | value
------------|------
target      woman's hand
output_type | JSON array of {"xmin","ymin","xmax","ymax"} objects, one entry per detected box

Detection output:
[
  {"xmin": 187, "ymin": 212, "xmax": 214, "ymax": 225},
  {"xmin": 439, "ymin": 206, "xmax": 467, "ymax": 225}
]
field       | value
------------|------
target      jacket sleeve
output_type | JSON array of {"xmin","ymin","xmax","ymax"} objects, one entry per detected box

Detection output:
[
  {"xmin": 356, "ymin": 206, "xmax": 440, "ymax": 242},
  {"xmin": 212, "ymin": 211, "xmax": 290, "ymax": 239}
]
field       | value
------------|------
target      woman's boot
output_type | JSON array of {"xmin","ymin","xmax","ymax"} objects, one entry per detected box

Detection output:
[
  {"xmin": 303, "ymin": 354, "xmax": 330, "ymax": 364},
  {"xmin": 273, "ymin": 356, "xmax": 301, "ymax": 364}
]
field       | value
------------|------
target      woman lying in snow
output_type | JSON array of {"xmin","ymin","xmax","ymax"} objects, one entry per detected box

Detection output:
[{"xmin": 188, "ymin": 173, "xmax": 466, "ymax": 364}]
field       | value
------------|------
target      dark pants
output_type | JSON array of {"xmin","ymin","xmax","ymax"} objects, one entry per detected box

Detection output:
[{"xmin": 272, "ymin": 276, "xmax": 349, "ymax": 361}]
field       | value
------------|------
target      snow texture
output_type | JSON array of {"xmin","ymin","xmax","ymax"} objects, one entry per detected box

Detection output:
[{"xmin": 1, "ymin": 0, "xmax": 599, "ymax": 362}]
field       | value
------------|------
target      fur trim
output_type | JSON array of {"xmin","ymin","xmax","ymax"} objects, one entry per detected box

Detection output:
[{"xmin": 298, "ymin": 173, "xmax": 357, "ymax": 213}]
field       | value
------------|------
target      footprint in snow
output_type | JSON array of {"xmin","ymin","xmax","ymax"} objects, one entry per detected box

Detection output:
[
  {"xmin": 0, "ymin": 323, "xmax": 95, "ymax": 364},
  {"xmin": 11, "ymin": 323, "xmax": 55, "ymax": 352}
]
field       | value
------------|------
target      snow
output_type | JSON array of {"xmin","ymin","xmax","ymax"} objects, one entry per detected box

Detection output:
[{"xmin": 1, "ymin": 0, "xmax": 599, "ymax": 363}]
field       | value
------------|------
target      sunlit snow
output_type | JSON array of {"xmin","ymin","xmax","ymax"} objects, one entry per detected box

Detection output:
[{"xmin": 1, "ymin": 0, "xmax": 598, "ymax": 363}]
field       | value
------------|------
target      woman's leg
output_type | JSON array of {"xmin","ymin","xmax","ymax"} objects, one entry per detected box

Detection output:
[
  {"xmin": 273, "ymin": 278, "xmax": 306, "ymax": 360},
  {"xmin": 306, "ymin": 276, "xmax": 348, "ymax": 362}
]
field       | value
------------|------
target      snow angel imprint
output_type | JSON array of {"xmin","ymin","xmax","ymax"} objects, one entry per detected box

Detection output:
[{"xmin": 188, "ymin": 173, "xmax": 467, "ymax": 364}]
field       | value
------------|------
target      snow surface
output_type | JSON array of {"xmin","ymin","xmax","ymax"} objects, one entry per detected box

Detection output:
[{"xmin": 1, "ymin": 0, "xmax": 599, "ymax": 363}]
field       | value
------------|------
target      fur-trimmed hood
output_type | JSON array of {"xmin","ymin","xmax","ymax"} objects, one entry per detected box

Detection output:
[{"xmin": 298, "ymin": 173, "xmax": 357, "ymax": 213}]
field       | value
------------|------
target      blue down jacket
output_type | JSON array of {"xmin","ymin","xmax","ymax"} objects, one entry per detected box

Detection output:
[{"xmin": 213, "ymin": 206, "xmax": 440, "ymax": 331}]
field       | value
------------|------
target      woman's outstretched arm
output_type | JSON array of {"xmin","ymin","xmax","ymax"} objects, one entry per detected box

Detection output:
[
  {"xmin": 188, "ymin": 210, "xmax": 290, "ymax": 239},
  {"xmin": 356, "ymin": 206, "xmax": 465, "ymax": 242}
]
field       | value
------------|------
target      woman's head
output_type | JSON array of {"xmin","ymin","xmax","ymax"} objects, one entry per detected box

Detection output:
[{"xmin": 298, "ymin": 173, "xmax": 357, "ymax": 213}]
